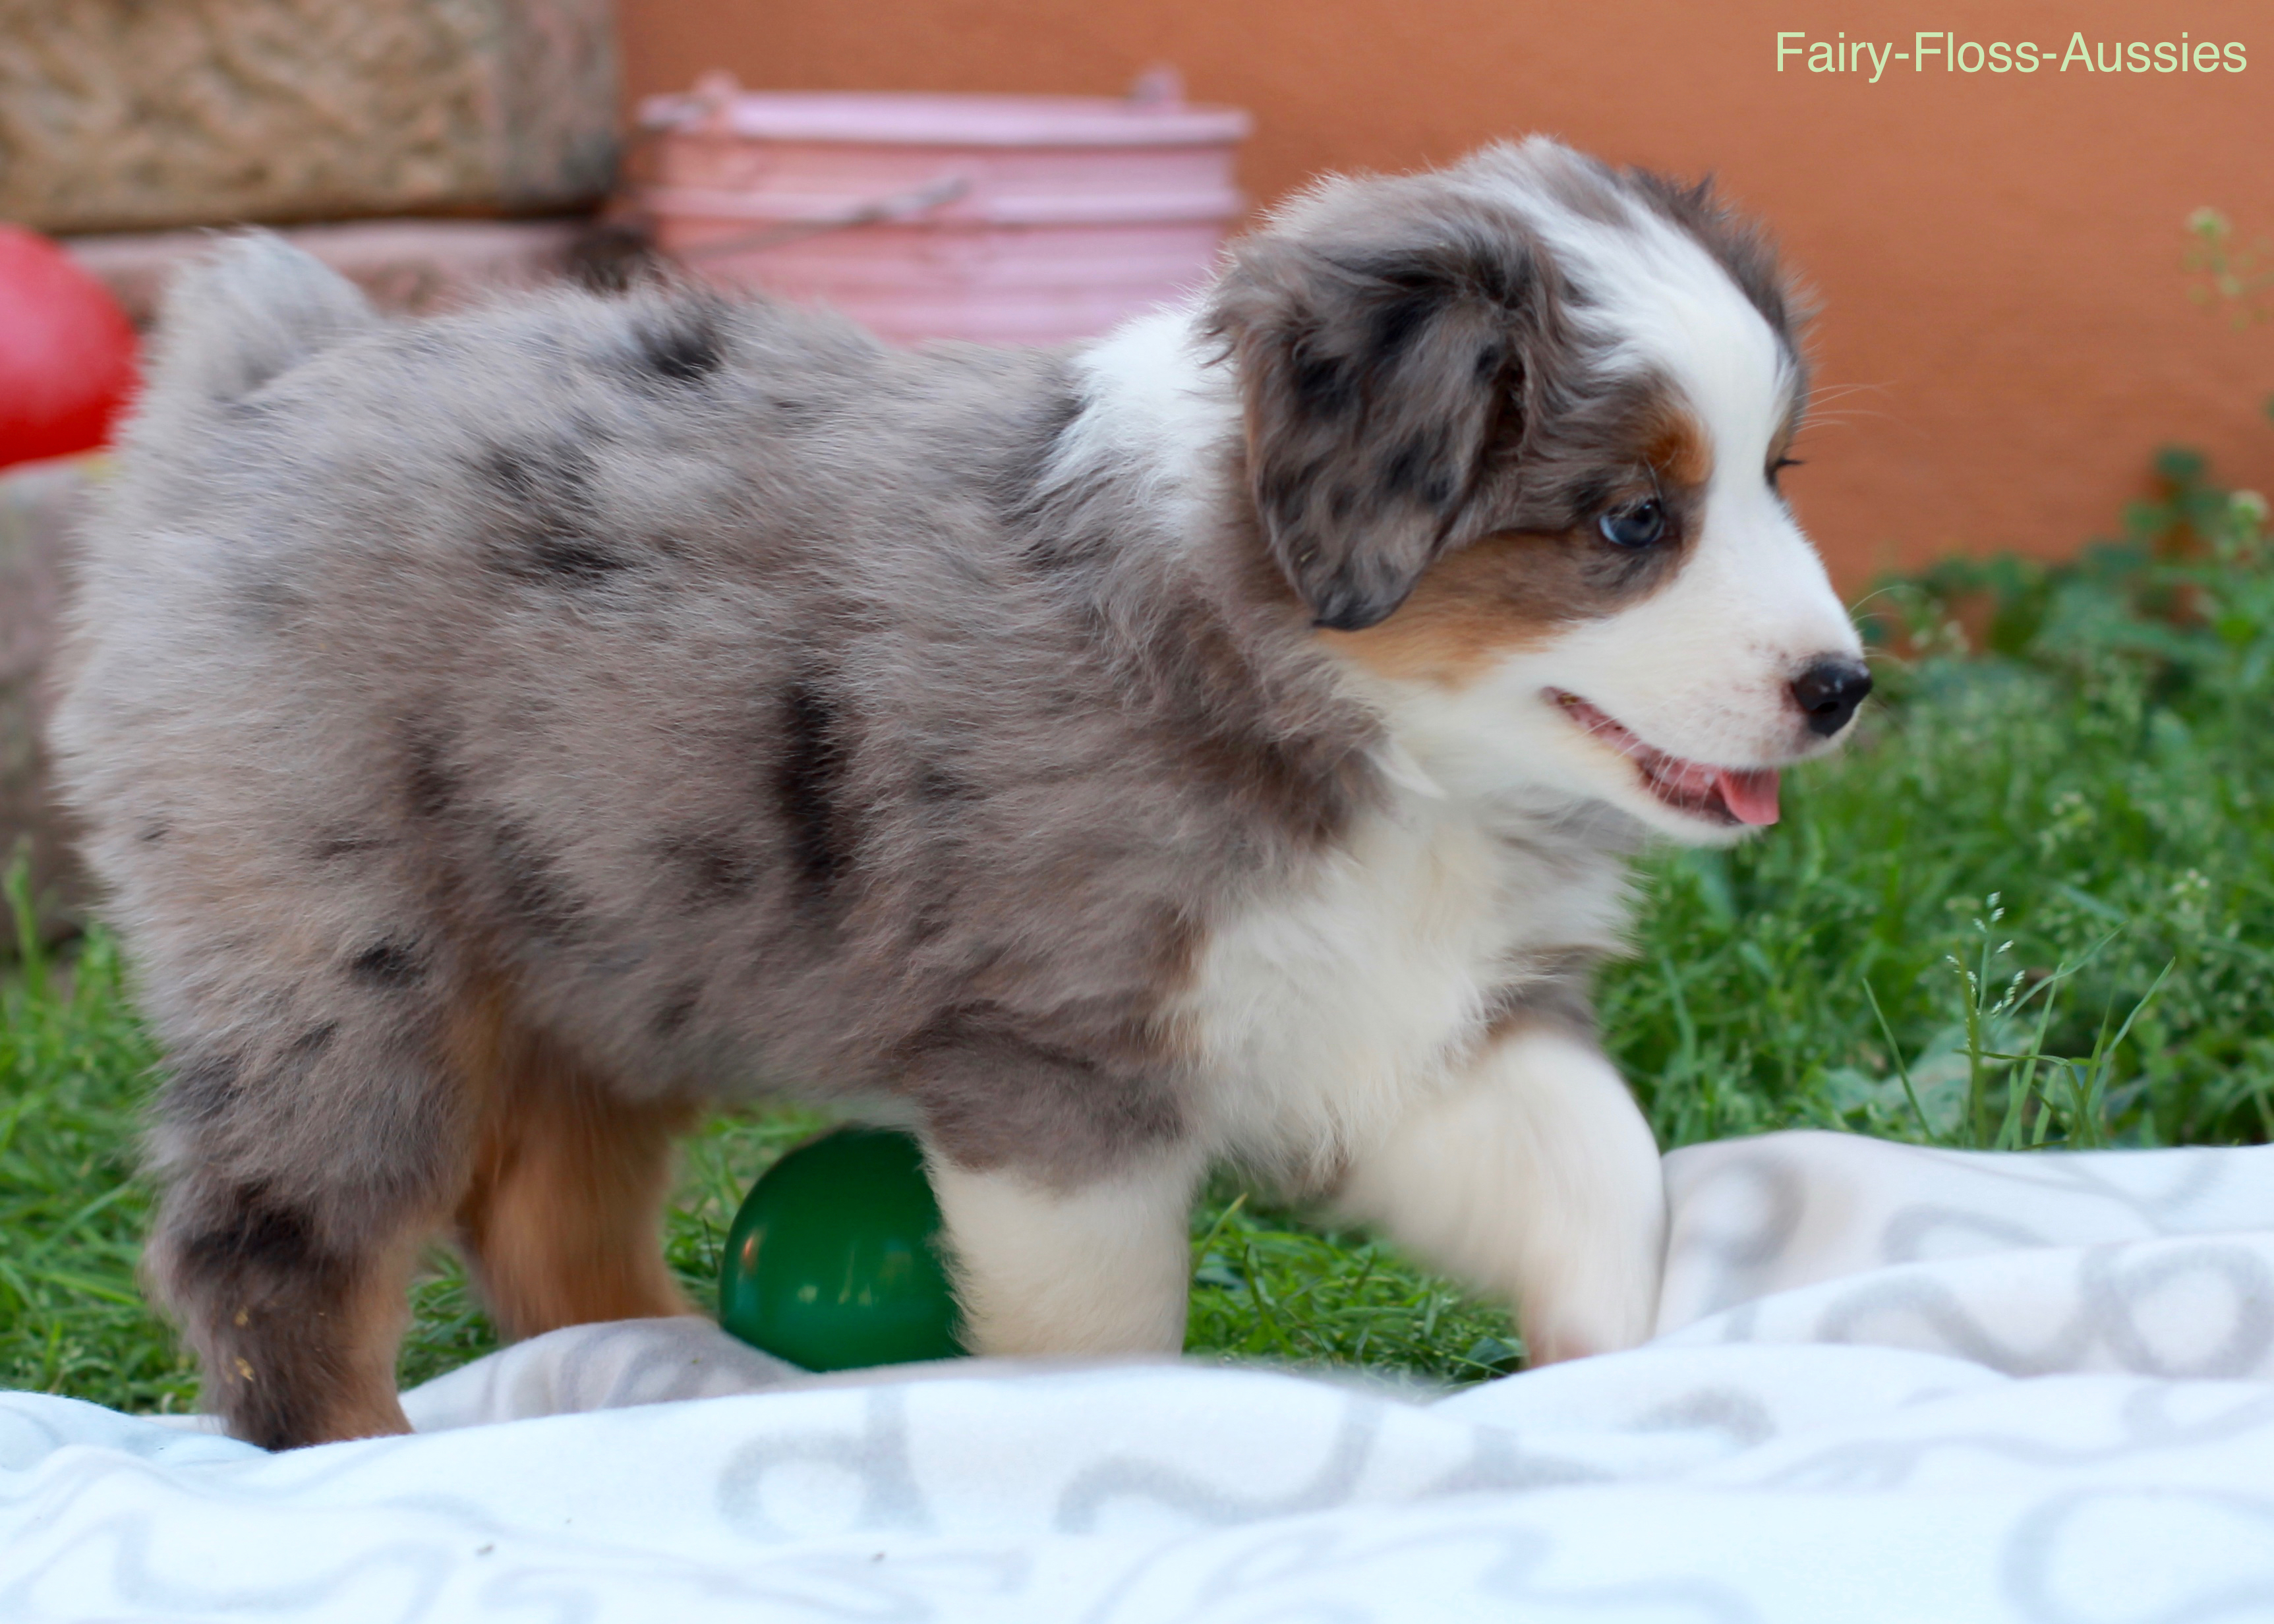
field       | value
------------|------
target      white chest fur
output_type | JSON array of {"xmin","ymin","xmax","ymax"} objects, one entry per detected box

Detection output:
[{"xmin": 1181, "ymin": 789, "xmax": 1633, "ymax": 1182}]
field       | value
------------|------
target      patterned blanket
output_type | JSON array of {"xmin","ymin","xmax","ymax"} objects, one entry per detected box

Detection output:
[{"xmin": 7, "ymin": 1130, "xmax": 2273, "ymax": 1621}]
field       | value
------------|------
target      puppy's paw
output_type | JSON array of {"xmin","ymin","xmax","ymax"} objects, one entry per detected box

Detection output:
[{"xmin": 1518, "ymin": 1269, "xmax": 1660, "ymax": 1365}]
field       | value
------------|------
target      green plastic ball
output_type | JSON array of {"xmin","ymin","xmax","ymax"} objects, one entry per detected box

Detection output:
[{"xmin": 717, "ymin": 1126, "xmax": 965, "ymax": 1372}]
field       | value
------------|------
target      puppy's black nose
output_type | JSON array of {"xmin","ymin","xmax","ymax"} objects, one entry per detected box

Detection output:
[{"xmin": 1791, "ymin": 658, "xmax": 1873, "ymax": 737}]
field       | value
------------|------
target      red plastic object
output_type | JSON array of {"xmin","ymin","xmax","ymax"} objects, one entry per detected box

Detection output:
[{"xmin": 0, "ymin": 226, "xmax": 138, "ymax": 471}]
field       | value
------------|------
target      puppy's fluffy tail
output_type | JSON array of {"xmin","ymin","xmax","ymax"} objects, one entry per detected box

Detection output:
[{"xmin": 131, "ymin": 233, "xmax": 380, "ymax": 442}]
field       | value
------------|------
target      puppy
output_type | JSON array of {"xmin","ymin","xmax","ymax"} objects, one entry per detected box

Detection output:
[{"xmin": 53, "ymin": 138, "xmax": 1867, "ymax": 1448}]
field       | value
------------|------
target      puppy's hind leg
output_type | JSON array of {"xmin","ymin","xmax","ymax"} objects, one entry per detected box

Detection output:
[
  {"xmin": 151, "ymin": 1169, "xmax": 430, "ymax": 1449},
  {"xmin": 1335, "ymin": 1024, "xmax": 1666, "ymax": 1364},
  {"xmin": 450, "ymin": 993, "xmax": 702, "ymax": 1340},
  {"xmin": 144, "ymin": 962, "xmax": 469, "ymax": 1449}
]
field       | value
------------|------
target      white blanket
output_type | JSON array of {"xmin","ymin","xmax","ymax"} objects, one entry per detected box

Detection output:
[{"xmin": 7, "ymin": 1130, "xmax": 2274, "ymax": 1623}]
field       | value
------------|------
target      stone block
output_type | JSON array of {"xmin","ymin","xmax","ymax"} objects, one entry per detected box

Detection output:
[{"xmin": 0, "ymin": 0, "xmax": 618, "ymax": 236}]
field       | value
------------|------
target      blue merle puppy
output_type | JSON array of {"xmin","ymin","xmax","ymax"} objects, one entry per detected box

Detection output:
[{"xmin": 52, "ymin": 138, "xmax": 1868, "ymax": 1447}]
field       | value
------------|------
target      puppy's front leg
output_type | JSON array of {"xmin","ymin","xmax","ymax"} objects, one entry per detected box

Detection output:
[
  {"xmin": 925, "ymin": 1148, "xmax": 1203, "ymax": 1358},
  {"xmin": 1337, "ymin": 1024, "xmax": 1666, "ymax": 1364}
]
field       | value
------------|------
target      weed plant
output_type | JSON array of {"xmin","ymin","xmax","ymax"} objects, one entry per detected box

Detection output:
[{"xmin": 5, "ymin": 453, "xmax": 2272, "ymax": 1409}]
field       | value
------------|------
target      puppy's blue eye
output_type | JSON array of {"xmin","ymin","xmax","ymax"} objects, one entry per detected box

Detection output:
[{"xmin": 1598, "ymin": 499, "xmax": 1666, "ymax": 549}]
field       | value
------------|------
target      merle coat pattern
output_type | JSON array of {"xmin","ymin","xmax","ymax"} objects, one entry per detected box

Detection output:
[{"xmin": 52, "ymin": 140, "xmax": 1863, "ymax": 1448}]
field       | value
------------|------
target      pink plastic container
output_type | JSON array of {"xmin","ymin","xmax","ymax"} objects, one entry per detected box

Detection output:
[{"xmin": 634, "ymin": 74, "xmax": 1250, "ymax": 346}]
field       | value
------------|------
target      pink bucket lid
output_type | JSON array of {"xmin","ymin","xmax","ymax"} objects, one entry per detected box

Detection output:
[{"xmin": 638, "ymin": 84, "xmax": 1251, "ymax": 150}]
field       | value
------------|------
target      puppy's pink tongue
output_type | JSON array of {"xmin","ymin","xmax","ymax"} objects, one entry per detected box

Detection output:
[{"xmin": 1716, "ymin": 768, "xmax": 1781, "ymax": 826}]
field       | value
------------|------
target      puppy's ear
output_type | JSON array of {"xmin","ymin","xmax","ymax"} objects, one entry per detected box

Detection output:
[{"xmin": 1209, "ymin": 213, "xmax": 1542, "ymax": 631}]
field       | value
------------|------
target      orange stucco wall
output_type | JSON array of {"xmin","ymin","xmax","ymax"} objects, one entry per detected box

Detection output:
[{"xmin": 618, "ymin": 0, "xmax": 2273, "ymax": 585}]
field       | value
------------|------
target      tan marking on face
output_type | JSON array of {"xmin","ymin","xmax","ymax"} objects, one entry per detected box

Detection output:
[
  {"xmin": 1318, "ymin": 531, "xmax": 1574, "ymax": 685},
  {"xmin": 1322, "ymin": 402, "xmax": 1716, "ymax": 688},
  {"xmin": 1645, "ymin": 403, "xmax": 1712, "ymax": 489}
]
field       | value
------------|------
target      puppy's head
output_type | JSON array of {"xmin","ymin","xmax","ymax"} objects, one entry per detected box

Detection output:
[{"xmin": 1209, "ymin": 138, "xmax": 1867, "ymax": 842}]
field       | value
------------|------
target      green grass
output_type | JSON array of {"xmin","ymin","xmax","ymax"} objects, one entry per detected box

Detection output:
[
  {"xmin": 6, "ymin": 448, "xmax": 2273, "ymax": 1412},
  {"xmin": 0, "ymin": 884, "xmax": 187, "ymax": 1409}
]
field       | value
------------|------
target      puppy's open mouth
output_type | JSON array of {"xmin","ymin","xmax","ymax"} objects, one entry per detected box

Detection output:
[{"xmin": 1550, "ymin": 691, "xmax": 1780, "ymax": 827}]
